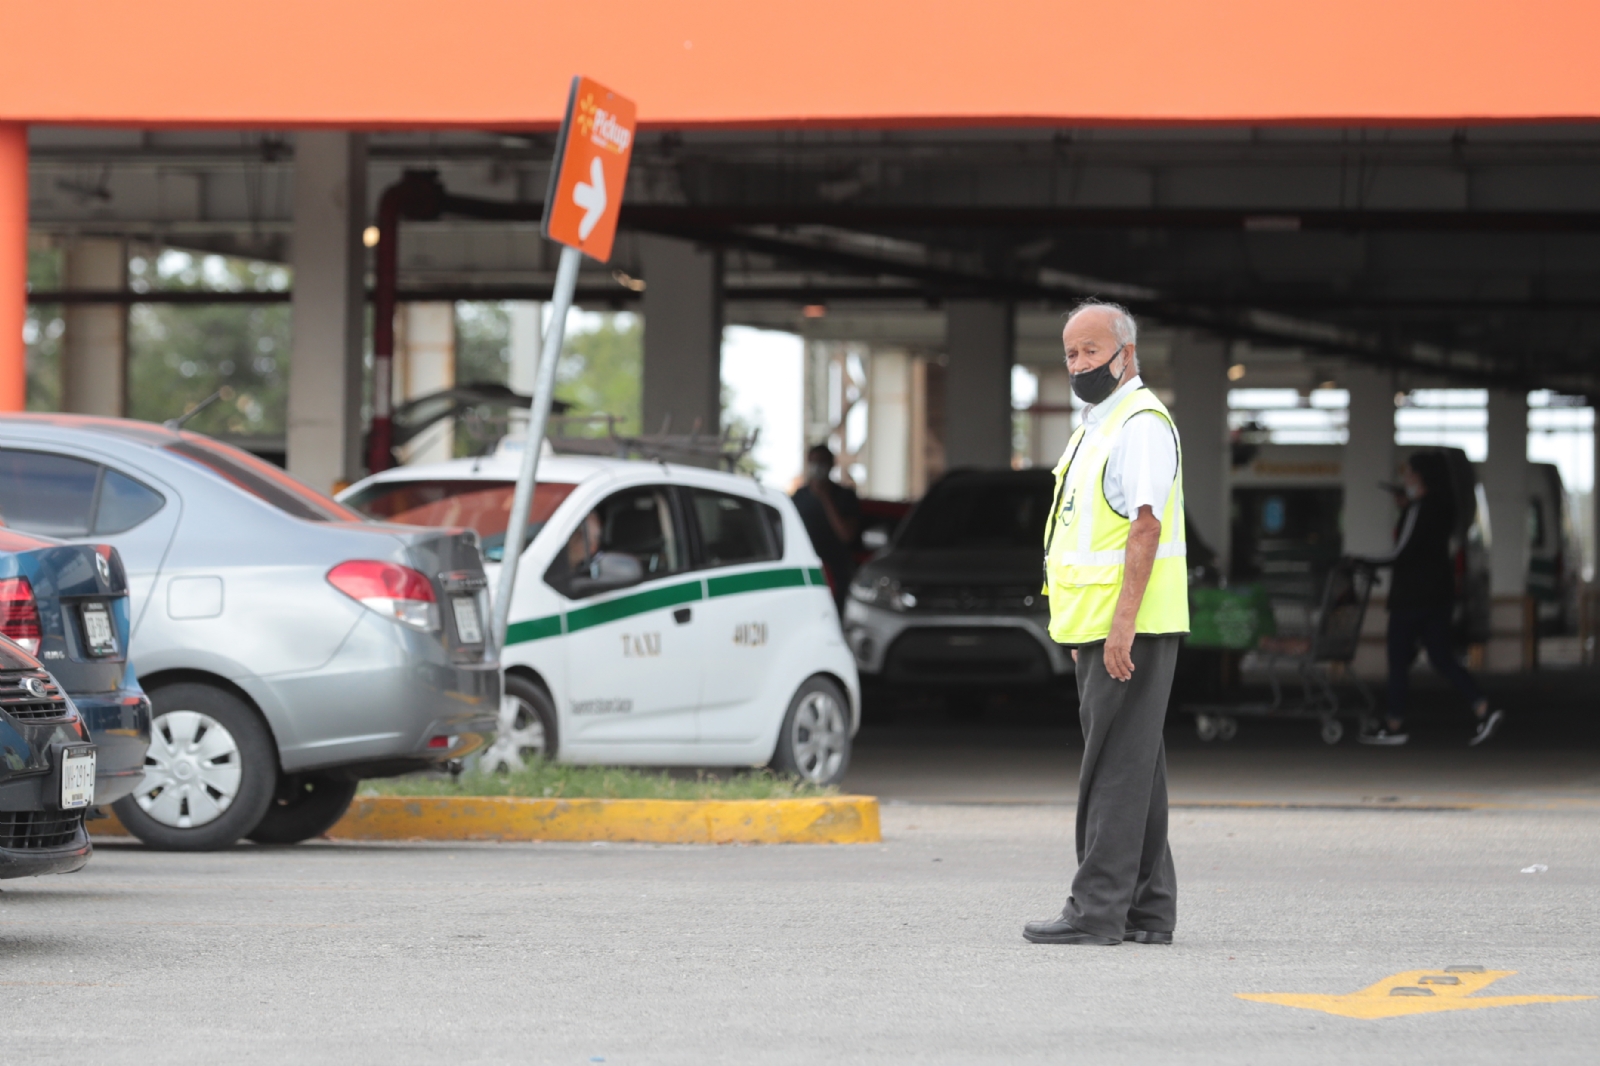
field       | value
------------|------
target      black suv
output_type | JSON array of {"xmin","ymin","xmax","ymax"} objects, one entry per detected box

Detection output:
[
  {"xmin": 0, "ymin": 634, "xmax": 96, "ymax": 879},
  {"xmin": 842, "ymin": 470, "xmax": 1069, "ymax": 689}
]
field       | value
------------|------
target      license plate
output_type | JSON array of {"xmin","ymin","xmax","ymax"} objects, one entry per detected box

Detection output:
[
  {"xmin": 451, "ymin": 596, "xmax": 483, "ymax": 644},
  {"xmin": 81, "ymin": 602, "xmax": 117, "ymax": 656},
  {"xmin": 60, "ymin": 749, "xmax": 96, "ymax": 809}
]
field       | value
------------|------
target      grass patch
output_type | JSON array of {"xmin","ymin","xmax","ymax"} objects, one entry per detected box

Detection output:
[{"xmin": 362, "ymin": 763, "xmax": 836, "ymax": 801}]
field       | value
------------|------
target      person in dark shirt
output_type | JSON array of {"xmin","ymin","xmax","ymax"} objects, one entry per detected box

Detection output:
[
  {"xmin": 791, "ymin": 444, "xmax": 861, "ymax": 610},
  {"xmin": 1360, "ymin": 453, "xmax": 1503, "ymax": 746}
]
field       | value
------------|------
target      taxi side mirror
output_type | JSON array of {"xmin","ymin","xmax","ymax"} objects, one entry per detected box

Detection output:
[{"xmin": 570, "ymin": 551, "xmax": 644, "ymax": 598}]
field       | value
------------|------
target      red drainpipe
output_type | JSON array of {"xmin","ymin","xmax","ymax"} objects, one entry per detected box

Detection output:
[{"xmin": 367, "ymin": 171, "xmax": 444, "ymax": 474}]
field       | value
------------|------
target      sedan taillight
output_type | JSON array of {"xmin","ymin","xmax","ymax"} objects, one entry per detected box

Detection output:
[
  {"xmin": 327, "ymin": 561, "xmax": 439, "ymax": 632},
  {"xmin": 0, "ymin": 576, "xmax": 41, "ymax": 654}
]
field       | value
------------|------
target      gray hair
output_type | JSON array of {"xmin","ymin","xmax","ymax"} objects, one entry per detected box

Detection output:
[{"xmin": 1066, "ymin": 298, "xmax": 1138, "ymax": 348}]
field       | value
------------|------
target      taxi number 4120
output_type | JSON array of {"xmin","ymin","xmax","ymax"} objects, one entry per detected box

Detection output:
[{"xmin": 733, "ymin": 622, "xmax": 768, "ymax": 647}]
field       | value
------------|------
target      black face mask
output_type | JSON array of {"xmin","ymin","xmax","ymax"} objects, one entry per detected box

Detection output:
[{"xmin": 1070, "ymin": 345, "xmax": 1126, "ymax": 405}]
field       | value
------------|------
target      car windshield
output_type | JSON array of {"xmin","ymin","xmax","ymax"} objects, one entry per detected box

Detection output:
[
  {"xmin": 342, "ymin": 479, "xmax": 578, "ymax": 561},
  {"xmin": 164, "ymin": 437, "xmax": 364, "ymax": 522},
  {"xmin": 897, "ymin": 474, "xmax": 1053, "ymax": 550}
]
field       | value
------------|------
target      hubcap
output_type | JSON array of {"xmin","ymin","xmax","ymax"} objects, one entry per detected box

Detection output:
[
  {"xmin": 790, "ymin": 690, "xmax": 847, "ymax": 783},
  {"xmin": 136, "ymin": 711, "xmax": 243, "ymax": 829},
  {"xmin": 479, "ymin": 694, "xmax": 547, "ymax": 773}
]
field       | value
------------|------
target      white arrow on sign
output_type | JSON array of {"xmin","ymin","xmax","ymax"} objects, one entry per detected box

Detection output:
[{"xmin": 573, "ymin": 156, "xmax": 607, "ymax": 240}]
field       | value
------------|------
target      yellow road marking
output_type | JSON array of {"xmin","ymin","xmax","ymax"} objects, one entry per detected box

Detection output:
[{"xmin": 1238, "ymin": 969, "xmax": 1593, "ymax": 1020}]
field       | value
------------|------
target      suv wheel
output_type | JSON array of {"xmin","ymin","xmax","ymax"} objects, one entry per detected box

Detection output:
[
  {"xmin": 112, "ymin": 683, "xmax": 277, "ymax": 851},
  {"xmin": 246, "ymin": 773, "xmax": 360, "ymax": 845},
  {"xmin": 771, "ymin": 676, "xmax": 852, "ymax": 786},
  {"xmin": 479, "ymin": 675, "xmax": 558, "ymax": 773}
]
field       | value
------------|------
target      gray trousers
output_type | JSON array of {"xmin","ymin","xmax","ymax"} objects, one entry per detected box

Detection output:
[{"xmin": 1063, "ymin": 633, "xmax": 1180, "ymax": 939}]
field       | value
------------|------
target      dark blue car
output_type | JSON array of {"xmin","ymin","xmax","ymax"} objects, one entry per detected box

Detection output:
[
  {"xmin": 0, "ymin": 632, "xmax": 98, "ymax": 877},
  {"xmin": 0, "ymin": 529, "xmax": 150, "ymax": 851}
]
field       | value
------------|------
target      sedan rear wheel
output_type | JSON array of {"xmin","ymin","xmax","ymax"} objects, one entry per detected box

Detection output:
[
  {"xmin": 771, "ymin": 676, "xmax": 852, "ymax": 786},
  {"xmin": 112, "ymin": 683, "xmax": 277, "ymax": 851}
]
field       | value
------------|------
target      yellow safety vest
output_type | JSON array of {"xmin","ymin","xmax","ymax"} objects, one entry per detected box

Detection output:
[{"xmin": 1043, "ymin": 387, "xmax": 1190, "ymax": 645}]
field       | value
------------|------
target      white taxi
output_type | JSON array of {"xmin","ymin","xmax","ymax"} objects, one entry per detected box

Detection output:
[{"xmin": 339, "ymin": 452, "xmax": 859, "ymax": 784}]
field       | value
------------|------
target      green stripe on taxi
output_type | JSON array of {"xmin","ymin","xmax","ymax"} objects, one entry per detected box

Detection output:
[{"xmin": 505, "ymin": 565, "xmax": 823, "ymax": 646}]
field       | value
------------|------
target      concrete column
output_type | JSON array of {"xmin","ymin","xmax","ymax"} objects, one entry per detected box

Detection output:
[
  {"xmin": 0, "ymin": 124, "xmax": 25, "ymax": 411},
  {"xmin": 1593, "ymin": 419, "xmax": 1600, "ymax": 582},
  {"xmin": 507, "ymin": 302, "xmax": 543, "ymax": 396},
  {"xmin": 1342, "ymin": 365, "xmax": 1397, "ymax": 559},
  {"xmin": 288, "ymin": 132, "xmax": 366, "ymax": 493},
  {"xmin": 908, "ymin": 356, "xmax": 932, "ymax": 497},
  {"xmin": 864, "ymin": 348, "xmax": 912, "ymax": 499},
  {"xmin": 60, "ymin": 238, "xmax": 127, "ymax": 416},
  {"xmin": 506, "ymin": 301, "xmax": 543, "ymax": 438},
  {"xmin": 640, "ymin": 235, "xmax": 722, "ymax": 437},
  {"xmin": 1169, "ymin": 332, "xmax": 1230, "ymax": 570},
  {"xmin": 943, "ymin": 299, "xmax": 1013, "ymax": 469},
  {"xmin": 1484, "ymin": 390, "xmax": 1530, "ymax": 595},
  {"xmin": 394, "ymin": 303, "xmax": 456, "ymax": 464},
  {"xmin": 803, "ymin": 339, "xmax": 833, "ymax": 447},
  {"xmin": 1029, "ymin": 365, "xmax": 1076, "ymax": 469}
]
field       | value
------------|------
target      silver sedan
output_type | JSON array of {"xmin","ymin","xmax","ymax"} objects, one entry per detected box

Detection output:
[{"xmin": 0, "ymin": 415, "xmax": 500, "ymax": 850}]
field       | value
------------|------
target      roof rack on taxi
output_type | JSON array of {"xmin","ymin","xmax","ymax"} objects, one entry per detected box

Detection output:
[{"xmin": 542, "ymin": 414, "xmax": 760, "ymax": 472}]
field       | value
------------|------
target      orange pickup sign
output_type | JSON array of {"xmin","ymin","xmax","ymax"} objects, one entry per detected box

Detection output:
[{"xmin": 542, "ymin": 76, "xmax": 636, "ymax": 263}]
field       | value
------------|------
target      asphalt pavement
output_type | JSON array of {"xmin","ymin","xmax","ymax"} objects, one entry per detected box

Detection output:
[{"xmin": 5, "ymin": 800, "xmax": 1598, "ymax": 1064}]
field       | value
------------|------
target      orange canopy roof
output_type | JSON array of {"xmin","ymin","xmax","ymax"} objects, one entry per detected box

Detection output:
[{"xmin": 8, "ymin": 1, "xmax": 1600, "ymax": 128}]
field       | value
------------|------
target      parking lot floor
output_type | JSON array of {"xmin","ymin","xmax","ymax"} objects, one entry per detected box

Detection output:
[
  {"xmin": 5, "ymin": 802, "xmax": 1598, "ymax": 1064},
  {"xmin": 845, "ymin": 729, "xmax": 1600, "ymax": 808}
]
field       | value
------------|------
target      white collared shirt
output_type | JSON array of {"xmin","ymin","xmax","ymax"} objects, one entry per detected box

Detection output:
[{"xmin": 1080, "ymin": 375, "xmax": 1179, "ymax": 521}]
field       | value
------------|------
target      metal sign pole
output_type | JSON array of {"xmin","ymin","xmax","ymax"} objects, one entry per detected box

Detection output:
[{"xmin": 490, "ymin": 242, "xmax": 582, "ymax": 653}]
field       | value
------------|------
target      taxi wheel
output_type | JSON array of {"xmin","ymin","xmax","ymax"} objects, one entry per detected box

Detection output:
[
  {"xmin": 246, "ymin": 773, "xmax": 360, "ymax": 845},
  {"xmin": 111, "ymin": 683, "xmax": 277, "ymax": 851},
  {"xmin": 771, "ymin": 676, "xmax": 852, "ymax": 787},
  {"xmin": 480, "ymin": 675, "xmax": 558, "ymax": 773}
]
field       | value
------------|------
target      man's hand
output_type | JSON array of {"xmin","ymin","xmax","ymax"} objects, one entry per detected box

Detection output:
[
  {"xmin": 1103, "ymin": 619, "xmax": 1136, "ymax": 681},
  {"xmin": 812, "ymin": 477, "xmax": 859, "ymax": 544},
  {"xmin": 1104, "ymin": 505, "xmax": 1160, "ymax": 682}
]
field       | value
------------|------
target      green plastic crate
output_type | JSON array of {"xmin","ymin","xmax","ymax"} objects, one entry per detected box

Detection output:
[{"xmin": 1187, "ymin": 585, "xmax": 1275, "ymax": 650}]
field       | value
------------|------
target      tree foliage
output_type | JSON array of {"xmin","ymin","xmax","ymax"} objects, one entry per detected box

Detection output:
[
  {"xmin": 557, "ymin": 312, "xmax": 642, "ymax": 435},
  {"xmin": 125, "ymin": 251, "xmax": 292, "ymax": 437}
]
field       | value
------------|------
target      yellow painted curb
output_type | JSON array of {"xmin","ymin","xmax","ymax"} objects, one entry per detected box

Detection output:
[
  {"xmin": 90, "ymin": 795, "xmax": 882, "ymax": 845},
  {"xmin": 88, "ymin": 809, "xmax": 131, "ymax": 836}
]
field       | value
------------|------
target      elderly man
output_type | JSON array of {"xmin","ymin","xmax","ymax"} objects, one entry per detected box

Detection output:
[{"xmin": 1024, "ymin": 300, "xmax": 1188, "ymax": 947}]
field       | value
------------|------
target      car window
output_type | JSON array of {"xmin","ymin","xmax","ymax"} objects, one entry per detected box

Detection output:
[
  {"xmin": 0, "ymin": 449, "xmax": 100, "ymax": 536},
  {"xmin": 898, "ymin": 475, "xmax": 1053, "ymax": 550},
  {"xmin": 342, "ymin": 479, "xmax": 578, "ymax": 562},
  {"xmin": 0, "ymin": 449, "xmax": 169, "ymax": 538},
  {"xmin": 689, "ymin": 488, "xmax": 781, "ymax": 567},
  {"xmin": 165, "ymin": 437, "xmax": 361, "ymax": 522},
  {"xmin": 544, "ymin": 486, "xmax": 684, "ymax": 598},
  {"xmin": 94, "ymin": 468, "xmax": 166, "ymax": 535}
]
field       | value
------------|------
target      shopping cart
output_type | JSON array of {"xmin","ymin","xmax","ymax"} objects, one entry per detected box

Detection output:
[{"xmin": 1179, "ymin": 558, "xmax": 1378, "ymax": 745}]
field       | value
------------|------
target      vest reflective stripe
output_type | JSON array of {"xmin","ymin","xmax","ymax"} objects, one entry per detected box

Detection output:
[
  {"xmin": 1052, "ymin": 541, "xmax": 1190, "ymax": 567},
  {"xmin": 1043, "ymin": 387, "xmax": 1191, "ymax": 644}
]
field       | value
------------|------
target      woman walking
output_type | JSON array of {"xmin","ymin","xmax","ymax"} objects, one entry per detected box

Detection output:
[{"xmin": 1361, "ymin": 453, "xmax": 1504, "ymax": 746}]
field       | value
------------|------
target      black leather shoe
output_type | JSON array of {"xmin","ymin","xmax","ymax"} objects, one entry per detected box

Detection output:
[
  {"xmin": 1124, "ymin": 929, "xmax": 1173, "ymax": 945},
  {"xmin": 1023, "ymin": 915, "xmax": 1120, "ymax": 945}
]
